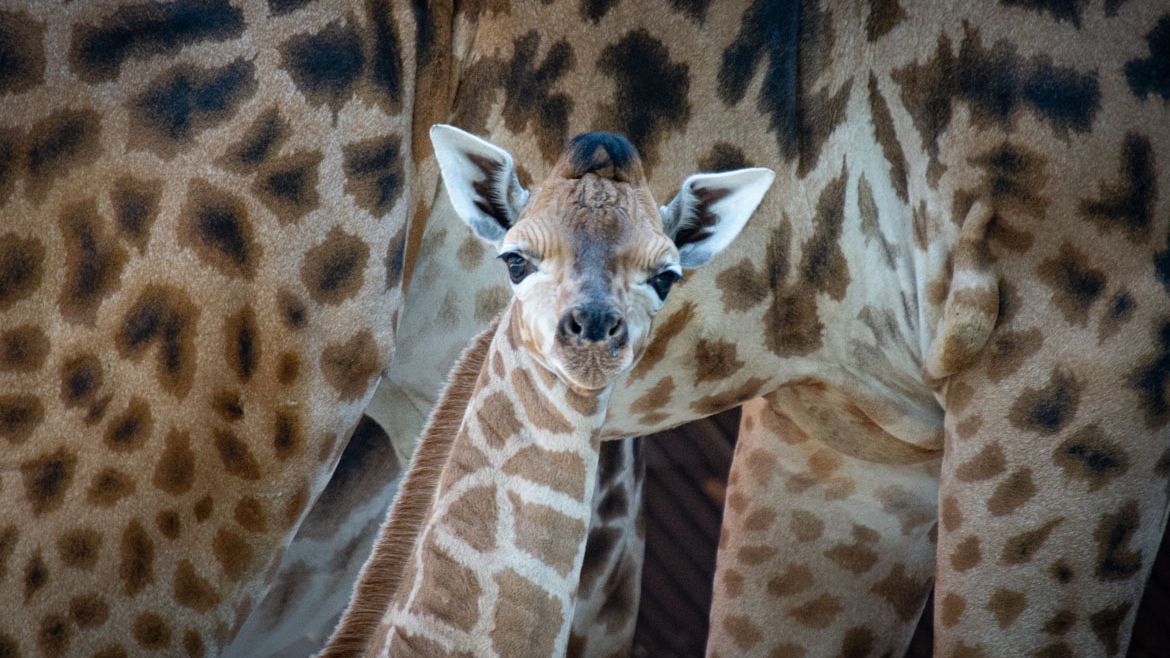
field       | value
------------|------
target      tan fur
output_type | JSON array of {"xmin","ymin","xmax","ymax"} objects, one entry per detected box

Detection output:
[{"xmin": 320, "ymin": 321, "xmax": 499, "ymax": 658}]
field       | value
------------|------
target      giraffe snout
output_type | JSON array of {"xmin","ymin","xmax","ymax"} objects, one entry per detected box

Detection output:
[{"xmin": 558, "ymin": 304, "xmax": 628, "ymax": 349}]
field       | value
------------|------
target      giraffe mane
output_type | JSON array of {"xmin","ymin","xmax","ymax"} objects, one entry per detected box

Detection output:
[{"xmin": 320, "ymin": 319, "xmax": 500, "ymax": 658}]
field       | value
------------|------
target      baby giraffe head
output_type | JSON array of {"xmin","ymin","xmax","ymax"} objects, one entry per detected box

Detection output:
[{"xmin": 431, "ymin": 125, "xmax": 774, "ymax": 393}]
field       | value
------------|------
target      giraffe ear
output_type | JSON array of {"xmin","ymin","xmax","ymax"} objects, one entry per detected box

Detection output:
[
  {"xmin": 430, "ymin": 124, "xmax": 530, "ymax": 243},
  {"xmin": 660, "ymin": 167, "xmax": 775, "ymax": 268}
]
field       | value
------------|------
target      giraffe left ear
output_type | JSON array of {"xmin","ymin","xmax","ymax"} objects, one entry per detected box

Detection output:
[
  {"xmin": 661, "ymin": 167, "xmax": 775, "ymax": 268},
  {"xmin": 430, "ymin": 124, "xmax": 530, "ymax": 243}
]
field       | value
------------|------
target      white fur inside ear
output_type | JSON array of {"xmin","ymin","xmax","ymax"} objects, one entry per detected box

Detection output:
[
  {"xmin": 661, "ymin": 167, "xmax": 775, "ymax": 269},
  {"xmin": 430, "ymin": 124, "xmax": 529, "ymax": 243}
]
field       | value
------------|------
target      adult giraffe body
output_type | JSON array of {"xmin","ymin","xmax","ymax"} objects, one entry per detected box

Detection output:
[
  {"xmin": 363, "ymin": 1, "xmax": 1170, "ymax": 655},
  {"xmin": 0, "ymin": 1, "xmax": 438, "ymax": 655}
]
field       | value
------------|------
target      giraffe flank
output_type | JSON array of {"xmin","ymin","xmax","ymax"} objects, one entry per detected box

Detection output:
[
  {"xmin": 356, "ymin": 0, "xmax": 1170, "ymax": 655},
  {"xmin": 320, "ymin": 126, "xmax": 772, "ymax": 657},
  {"xmin": 0, "ymin": 1, "xmax": 442, "ymax": 656}
]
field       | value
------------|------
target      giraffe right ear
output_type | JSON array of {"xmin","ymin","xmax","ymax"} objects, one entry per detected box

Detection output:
[{"xmin": 430, "ymin": 124, "xmax": 530, "ymax": 243}]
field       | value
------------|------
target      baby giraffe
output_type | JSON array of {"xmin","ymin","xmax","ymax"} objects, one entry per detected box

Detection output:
[{"xmin": 321, "ymin": 126, "xmax": 772, "ymax": 657}]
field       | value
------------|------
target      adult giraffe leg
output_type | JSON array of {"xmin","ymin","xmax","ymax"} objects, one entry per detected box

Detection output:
[
  {"xmin": 708, "ymin": 394, "xmax": 940, "ymax": 657},
  {"xmin": 934, "ymin": 301, "xmax": 1170, "ymax": 656},
  {"xmin": 570, "ymin": 438, "xmax": 647, "ymax": 658}
]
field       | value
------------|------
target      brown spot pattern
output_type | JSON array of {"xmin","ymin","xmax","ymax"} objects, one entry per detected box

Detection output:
[{"xmin": 320, "ymin": 329, "xmax": 381, "ymax": 400}]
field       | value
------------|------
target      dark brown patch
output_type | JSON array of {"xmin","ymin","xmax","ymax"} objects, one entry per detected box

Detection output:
[
  {"xmin": 824, "ymin": 536, "xmax": 879, "ymax": 574},
  {"xmin": 342, "ymin": 134, "xmax": 404, "ymax": 217},
  {"xmin": 110, "ymin": 176, "xmax": 162, "ymax": 252},
  {"xmin": 130, "ymin": 59, "xmax": 256, "ymax": 157},
  {"xmin": 233, "ymin": 497, "xmax": 267, "ymax": 533},
  {"xmin": 940, "ymin": 592, "xmax": 966, "ymax": 627},
  {"xmin": 156, "ymin": 509, "xmax": 182, "ymax": 539},
  {"xmin": 0, "ymin": 393, "xmax": 43, "ymax": 444},
  {"xmin": 954, "ymin": 441, "xmax": 1006, "ymax": 481},
  {"xmin": 220, "ymin": 107, "xmax": 287, "ymax": 172},
  {"xmin": 799, "ymin": 164, "xmax": 851, "ymax": 300},
  {"xmin": 275, "ymin": 351, "xmax": 301, "ymax": 385},
  {"xmin": 1052, "ymin": 424, "xmax": 1128, "ymax": 492},
  {"xmin": 868, "ymin": 73, "xmax": 908, "ymax": 201},
  {"xmin": 0, "ymin": 323, "xmax": 49, "ymax": 372},
  {"xmin": 441, "ymin": 485, "xmax": 499, "ymax": 553},
  {"xmin": 280, "ymin": 20, "xmax": 364, "ymax": 115},
  {"xmin": 986, "ymin": 587, "xmax": 1026, "ymax": 628},
  {"xmin": 57, "ymin": 527, "xmax": 103, "ymax": 570},
  {"xmin": 254, "ymin": 150, "xmax": 322, "ymax": 224},
  {"xmin": 1078, "ymin": 132, "xmax": 1156, "ymax": 242},
  {"xmin": 103, "ymin": 396, "xmax": 153, "ymax": 452},
  {"xmin": 1089, "ymin": 601, "xmax": 1132, "ymax": 656},
  {"xmin": 223, "ymin": 305, "xmax": 260, "ymax": 382},
  {"xmin": 698, "ymin": 142, "xmax": 750, "ymax": 172},
  {"xmin": 0, "ymin": 232, "xmax": 45, "ymax": 311},
  {"xmin": 1036, "ymin": 243, "xmax": 1106, "ymax": 325},
  {"xmin": 869, "ymin": 563, "xmax": 926, "ymax": 621},
  {"xmin": 178, "ymin": 180, "xmax": 259, "ymax": 279},
  {"xmin": 23, "ymin": 551, "xmax": 48, "ymax": 601},
  {"xmin": 985, "ymin": 328, "xmax": 1043, "ymax": 383},
  {"xmin": 767, "ymin": 563, "xmax": 814, "ymax": 598},
  {"xmin": 1043, "ymin": 609, "xmax": 1076, "ymax": 636},
  {"xmin": 0, "ymin": 9, "xmax": 46, "ymax": 93},
  {"xmin": 510, "ymin": 491, "xmax": 587, "ymax": 575},
  {"xmin": 1050, "ymin": 558, "xmax": 1075, "ymax": 584},
  {"xmin": 37, "ymin": 613, "xmax": 70, "ymax": 658},
  {"xmin": 595, "ymin": 29, "xmax": 689, "ymax": 171},
  {"xmin": 193, "ymin": 495, "xmax": 214, "ymax": 522},
  {"xmin": 301, "ymin": 226, "xmax": 370, "ymax": 305},
  {"xmin": 1000, "ymin": 517, "xmax": 1064, "ymax": 565},
  {"xmin": 969, "ymin": 142, "xmax": 1051, "ymax": 221},
  {"xmin": 1093, "ymin": 499, "xmax": 1142, "ymax": 581},
  {"xmin": 892, "ymin": 25, "xmax": 1099, "ymax": 175},
  {"xmin": 133, "ymin": 612, "xmax": 172, "ymax": 650},
  {"xmin": 950, "ymin": 536, "xmax": 982, "ymax": 571},
  {"xmin": 153, "ymin": 429, "xmax": 196, "ymax": 495},
  {"xmin": 87, "ymin": 468, "xmax": 135, "ymax": 506},
  {"xmin": 174, "ymin": 560, "xmax": 220, "ymax": 612},
  {"xmin": 24, "ymin": 109, "xmax": 103, "ymax": 200},
  {"xmin": 987, "ymin": 468, "xmax": 1037, "ymax": 516},
  {"xmin": 183, "ymin": 630, "xmax": 205, "ymax": 658},
  {"xmin": 786, "ymin": 593, "xmax": 844, "ymax": 629},
  {"xmin": 119, "ymin": 519, "xmax": 154, "ymax": 595},
  {"xmin": 629, "ymin": 301, "xmax": 694, "ymax": 381},
  {"xmin": 214, "ymin": 429, "xmax": 262, "ymax": 480},
  {"xmin": 55, "ymin": 199, "xmax": 128, "ymax": 322},
  {"xmin": 21, "ymin": 447, "xmax": 76, "ymax": 516},
  {"xmin": 271, "ymin": 409, "xmax": 303, "ymax": 460},
  {"xmin": 60, "ymin": 352, "xmax": 103, "ymax": 409},
  {"xmin": 211, "ymin": 388, "xmax": 244, "ymax": 421},
  {"xmin": 693, "ymin": 338, "xmax": 746, "ymax": 385},
  {"xmin": 866, "ymin": 0, "xmax": 906, "ymax": 40},
  {"xmin": 212, "ymin": 528, "xmax": 252, "ymax": 581},
  {"xmin": 1099, "ymin": 291, "xmax": 1136, "ymax": 342},
  {"xmin": 320, "ymin": 329, "xmax": 381, "ymax": 400},
  {"xmin": 690, "ymin": 377, "xmax": 768, "ymax": 415},
  {"xmin": 68, "ymin": 0, "xmax": 245, "ymax": 83},
  {"xmin": 1008, "ymin": 369, "xmax": 1081, "ymax": 434},
  {"xmin": 69, "ymin": 593, "xmax": 110, "ymax": 628},
  {"xmin": 116, "ymin": 284, "xmax": 199, "ymax": 397},
  {"xmin": 718, "ymin": 0, "xmax": 852, "ymax": 175},
  {"xmin": 277, "ymin": 288, "xmax": 308, "ymax": 329}
]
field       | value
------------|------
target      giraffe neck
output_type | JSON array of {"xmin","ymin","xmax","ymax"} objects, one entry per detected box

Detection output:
[{"xmin": 381, "ymin": 304, "xmax": 609, "ymax": 657}]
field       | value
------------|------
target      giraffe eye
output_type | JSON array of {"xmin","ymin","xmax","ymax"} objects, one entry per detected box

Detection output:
[
  {"xmin": 648, "ymin": 270, "xmax": 681, "ymax": 300},
  {"xmin": 499, "ymin": 252, "xmax": 534, "ymax": 283}
]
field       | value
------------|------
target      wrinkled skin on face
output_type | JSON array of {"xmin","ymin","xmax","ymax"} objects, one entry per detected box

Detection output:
[{"xmin": 501, "ymin": 173, "xmax": 682, "ymax": 392}]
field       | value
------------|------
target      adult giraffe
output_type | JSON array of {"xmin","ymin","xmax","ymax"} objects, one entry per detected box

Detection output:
[
  {"xmin": 0, "ymin": 1, "xmax": 439, "ymax": 656},
  {"xmin": 355, "ymin": 1, "xmax": 1170, "ymax": 656}
]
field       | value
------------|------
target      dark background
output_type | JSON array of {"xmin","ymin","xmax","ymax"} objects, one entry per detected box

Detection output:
[{"xmin": 631, "ymin": 409, "xmax": 1170, "ymax": 657}]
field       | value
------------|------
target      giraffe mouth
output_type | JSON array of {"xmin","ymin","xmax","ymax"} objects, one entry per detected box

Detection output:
[{"xmin": 553, "ymin": 342, "xmax": 632, "ymax": 391}]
